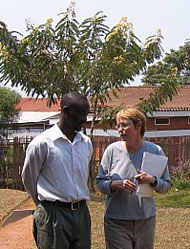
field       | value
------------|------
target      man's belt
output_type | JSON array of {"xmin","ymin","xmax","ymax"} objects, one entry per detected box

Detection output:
[{"xmin": 41, "ymin": 199, "xmax": 86, "ymax": 211}]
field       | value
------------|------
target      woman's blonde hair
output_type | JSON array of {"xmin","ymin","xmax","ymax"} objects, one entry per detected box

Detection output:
[{"xmin": 116, "ymin": 107, "xmax": 146, "ymax": 137}]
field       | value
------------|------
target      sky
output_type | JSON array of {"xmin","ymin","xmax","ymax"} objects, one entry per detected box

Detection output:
[{"xmin": 1, "ymin": 0, "xmax": 190, "ymax": 96}]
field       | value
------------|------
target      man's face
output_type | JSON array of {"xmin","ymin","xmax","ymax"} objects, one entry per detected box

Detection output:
[{"xmin": 63, "ymin": 100, "xmax": 89, "ymax": 131}]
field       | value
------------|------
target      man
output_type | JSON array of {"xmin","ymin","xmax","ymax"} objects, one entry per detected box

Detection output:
[{"xmin": 22, "ymin": 92, "xmax": 93, "ymax": 249}]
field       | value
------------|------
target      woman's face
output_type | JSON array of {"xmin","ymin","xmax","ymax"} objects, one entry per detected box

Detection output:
[{"xmin": 116, "ymin": 117, "xmax": 140, "ymax": 141}]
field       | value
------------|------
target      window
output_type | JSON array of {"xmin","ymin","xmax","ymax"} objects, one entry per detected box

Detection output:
[{"xmin": 155, "ymin": 117, "xmax": 170, "ymax": 125}]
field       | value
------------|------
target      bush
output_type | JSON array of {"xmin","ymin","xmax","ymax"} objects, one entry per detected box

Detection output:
[{"xmin": 170, "ymin": 160, "xmax": 190, "ymax": 190}]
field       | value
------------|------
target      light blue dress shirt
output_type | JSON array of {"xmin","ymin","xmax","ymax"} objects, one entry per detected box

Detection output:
[{"xmin": 22, "ymin": 124, "xmax": 93, "ymax": 205}]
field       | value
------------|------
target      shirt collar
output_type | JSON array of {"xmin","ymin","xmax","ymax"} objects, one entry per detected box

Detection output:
[{"xmin": 51, "ymin": 124, "xmax": 85, "ymax": 142}]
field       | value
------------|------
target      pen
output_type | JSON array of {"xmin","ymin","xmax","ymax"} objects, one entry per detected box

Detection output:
[
  {"xmin": 131, "ymin": 178, "xmax": 138, "ymax": 195},
  {"xmin": 134, "ymin": 178, "xmax": 138, "ymax": 186}
]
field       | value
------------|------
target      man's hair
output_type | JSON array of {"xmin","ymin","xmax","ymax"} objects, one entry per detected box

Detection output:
[
  {"xmin": 60, "ymin": 92, "xmax": 88, "ymax": 108},
  {"xmin": 116, "ymin": 107, "xmax": 146, "ymax": 137}
]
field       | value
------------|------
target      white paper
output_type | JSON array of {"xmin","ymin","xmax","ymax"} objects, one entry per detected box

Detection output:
[
  {"xmin": 2, "ymin": 209, "xmax": 34, "ymax": 227},
  {"xmin": 136, "ymin": 152, "xmax": 168, "ymax": 198}
]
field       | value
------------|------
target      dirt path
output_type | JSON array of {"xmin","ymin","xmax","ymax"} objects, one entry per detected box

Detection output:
[{"xmin": 0, "ymin": 198, "xmax": 36, "ymax": 249}]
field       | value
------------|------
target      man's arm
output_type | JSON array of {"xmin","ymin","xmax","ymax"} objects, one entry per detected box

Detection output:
[{"xmin": 21, "ymin": 144, "xmax": 45, "ymax": 205}]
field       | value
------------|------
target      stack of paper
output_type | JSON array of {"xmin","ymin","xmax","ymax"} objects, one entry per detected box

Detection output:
[
  {"xmin": 136, "ymin": 152, "xmax": 168, "ymax": 198},
  {"xmin": 2, "ymin": 209, "xmax": 34, "ymax": 227}
]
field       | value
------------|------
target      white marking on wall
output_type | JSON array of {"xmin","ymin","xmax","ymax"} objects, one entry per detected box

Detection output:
[{"xmin": 86, "ymin": 129, "xmax": 190, "ymax": 137}]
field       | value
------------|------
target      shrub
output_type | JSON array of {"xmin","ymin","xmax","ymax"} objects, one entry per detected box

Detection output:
[{"xmin": 170, "ymin": 160, "xmax": 190, "ymax": 190}]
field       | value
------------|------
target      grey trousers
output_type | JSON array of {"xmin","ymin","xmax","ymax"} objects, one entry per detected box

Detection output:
[
  {"xmin": 104, "ymin": 216, "xmax": 156, "ymax": 249},
  {"xmin": 33, "ymin": 202, "xmax": 91, "ymax": 249}
]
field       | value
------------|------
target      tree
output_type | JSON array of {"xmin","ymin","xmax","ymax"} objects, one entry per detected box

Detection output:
[
  {"xmin": 0, "ymin": 2, "xmax": 178, "ymax": 135},
  {"xmin": 0, "ymin": 86, "xmax": 21, "ymax": 135},
  {"xmin": 142, "ymin": 41, "xmax": 190, "ymax": 86},
  {"xmin": 137, "ymin": 70, "xmax": 179, "ymax": 114}
]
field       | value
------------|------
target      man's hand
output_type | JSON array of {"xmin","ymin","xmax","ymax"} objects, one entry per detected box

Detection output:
[
  {"xmin": 111, "ymin": 179, "xmax": 137, "ymax": 193},
  {"xmin": 135, "ymin": 170, "xmax": 155, "ymax": 184}
]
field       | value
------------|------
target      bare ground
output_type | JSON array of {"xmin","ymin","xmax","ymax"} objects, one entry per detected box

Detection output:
[
  {"xmin": 0, "ymin": 189, "xmax": 190, "ymax": 249},
  {"xmin": 0, "ymin": 194, "xmax": 35, "ymax": 249}
]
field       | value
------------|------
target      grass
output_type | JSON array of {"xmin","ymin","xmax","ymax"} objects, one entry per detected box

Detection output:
[
  {"xmin": 90, "ymin": 191, "xmax": 190, "ymax": 249},
  {"xmin": 0, "ymin": 189, "xmax": 190, "ymax": 249},
  {"xmin": 155, "ymin": 188, "xmax": 190, "ymax": 208},
  {"xmin": 0, "ymin": 189, "xmax": 28, "ymax": 224},
  {"xmin": 155, "ymin": 208, "xmax": 190, "ymax": 249}
]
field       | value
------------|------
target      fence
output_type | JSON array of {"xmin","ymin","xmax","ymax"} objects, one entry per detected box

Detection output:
[
  {"xmin": 0, "ymin": 137, "xmax": 31, "ymax": 190},
  {"xmin": 1, "ymin": 136, "xmax": 190, "ymax": 191},
  {"xmin": 92, "ymin": 136, "xmax": 190, "ymax": 171}
]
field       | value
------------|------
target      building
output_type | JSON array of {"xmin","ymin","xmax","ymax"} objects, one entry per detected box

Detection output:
[
  {"xmin": 6, "ymin": 98, "xmax": 60, "ymax": 138},
  {"xmin": 7, "ymin": 85, "xmax": 190, "ymax": 138},
  {"xmin": 90, "ymin": 85, "xmax": 190, "ymax": 138}
]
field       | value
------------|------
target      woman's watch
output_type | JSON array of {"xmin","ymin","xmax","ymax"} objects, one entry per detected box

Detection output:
[{"xmin": 150, "ymin": 176, "xmax": 158, "ymax": 188}]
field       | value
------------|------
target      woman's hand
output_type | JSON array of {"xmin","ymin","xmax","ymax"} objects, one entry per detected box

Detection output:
[
  {"xmin": 135, "ymin": 170, "xmax": 155, "ymax": 184},
  {"xmin": 111, "ymin": 179, "xmax": 137, "ymax": 193}
]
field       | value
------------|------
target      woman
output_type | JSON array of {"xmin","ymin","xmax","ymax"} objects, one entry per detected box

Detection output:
[{"xmin": 96, "ymin": 107, "xmax": 170, "ymax": 249}]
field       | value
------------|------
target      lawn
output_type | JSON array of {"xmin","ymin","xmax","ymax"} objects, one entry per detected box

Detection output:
[
  {"xmin": 90, "ymin": 191, "xmax": 190, "ymax": 249},
  {"xmin": 155, "ymin": 188, "xmax": 190, "ymax": 208},
  {"xmin": 0, "ymin": 189, "xmax": 190, "ymax": 249},
  {"xmin": 0, "ymin": 189, "xmax": 28, "ymax": 223}
]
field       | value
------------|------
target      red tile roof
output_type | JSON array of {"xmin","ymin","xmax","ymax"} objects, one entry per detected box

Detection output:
[
  {"xmin": 16, "ymin": 98, "xmax": 61, "ymax": 112},
  {"xmin": 108, "ymin": 85, "xmax": 190, "ymax": 111},
  {"xmin": 16, "ymin": 85, "xmax": 190, "ymax": 112}
]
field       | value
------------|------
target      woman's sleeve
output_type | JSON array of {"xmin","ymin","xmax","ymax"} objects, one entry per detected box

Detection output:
[
  {"xmin": 96, "ymin": 147, "xmax": 113, "ymax": 195},
  {"xmin": 153, "ymin": 146, "xmax": 171, "ymax": 193}
]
